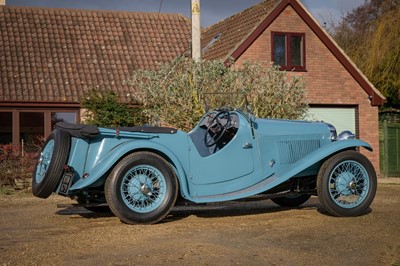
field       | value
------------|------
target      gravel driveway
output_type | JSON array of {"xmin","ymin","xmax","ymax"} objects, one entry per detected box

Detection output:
[{"xmin": 1, "ymin": 180, "xmax": 399, "ymax": 265}]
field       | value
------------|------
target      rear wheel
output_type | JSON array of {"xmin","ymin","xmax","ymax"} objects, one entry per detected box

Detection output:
[
  {"xmin": 271, "ymin": 194, "xmax": 311, "ymax": 207},
  {"xmin": 105, "ymin": 152, "xmax": 178, "ymax": 224},
  {"xmin": 317, "ymin": 150, "xmax": 377, "ymax": 216},
  {"xmin": 32, "ymin": 129, "xmax": 70, "ymax": 198}
]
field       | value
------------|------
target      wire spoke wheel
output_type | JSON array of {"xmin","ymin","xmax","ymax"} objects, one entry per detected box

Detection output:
[
  {"xmin": 121, "ymin": 165, "xmax": 167, "ymax": 213},
  {"xmin": 105, "ymin": 152, "xmax": 178, "ymax": 224},
  {"xmin": 317, "ymin": 150, "xmax": 377, "ymax": 217},
  {"xmin": 328, "ymin": 160, "xmax": 369, "ymax": 208}
]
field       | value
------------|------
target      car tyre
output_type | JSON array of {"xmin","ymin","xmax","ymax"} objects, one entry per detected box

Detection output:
[
  {"xmin": 317, "ymin": 150, "xmax": 377, "ymax": 217},
  {"xmin": 271, "ymin": 194, "xmax": 311, "ymax": 207},
  {"xmin": 32, "ymin": 129, "xmax": 71, "ymax": 198},
  {"xmin": 105, "ymin": 152, "xmax": 178, "ymax": 224}
]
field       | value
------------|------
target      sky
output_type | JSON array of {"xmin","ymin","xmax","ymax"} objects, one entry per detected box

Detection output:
[{"xmin": 6, "ymin": 0, "xmax": 365, "ymax": 27}]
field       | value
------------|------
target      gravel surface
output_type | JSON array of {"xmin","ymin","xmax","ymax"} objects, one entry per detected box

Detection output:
[{"xmin": 1, "ymin": 181, "xmax": 399, "ymax": 265}]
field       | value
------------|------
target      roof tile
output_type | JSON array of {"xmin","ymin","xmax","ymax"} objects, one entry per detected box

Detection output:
[
  {"xmin": 201, "ymin": 0, "xmax": 280, "ymax": 61},
  {"xmin": 0, "ymin": 5, "xmax": 191, "ymax": 103}
]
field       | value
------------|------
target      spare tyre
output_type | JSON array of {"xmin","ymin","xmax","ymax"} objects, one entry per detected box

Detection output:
[{"xmin": 32, "ymin": 129, "xmax": 71, "ymax": 198}]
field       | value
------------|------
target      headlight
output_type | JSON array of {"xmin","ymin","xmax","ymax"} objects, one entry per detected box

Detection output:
[
  {"xmin": 326, "ymin": 123, "xmax": 337, "ymax": 141},
  {"xmin": 337, "ymin": 130, "xmax": 356, "ymax": 140}
]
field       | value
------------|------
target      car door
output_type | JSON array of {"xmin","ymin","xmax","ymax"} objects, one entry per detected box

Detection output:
[{"xmin": 188, "ymin": 114, "xmax": 255, "ymax": 193}]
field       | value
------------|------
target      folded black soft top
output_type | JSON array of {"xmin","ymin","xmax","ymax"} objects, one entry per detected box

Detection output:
[
  {"xmin": 55, "ymin": 122, "xmax": 177, "ymax": 139},
  {"xmin": 55, "ymin": 122, "xmax": 100, "ymax": 139}
]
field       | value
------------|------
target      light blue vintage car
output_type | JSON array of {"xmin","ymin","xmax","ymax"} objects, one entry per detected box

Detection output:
[{"xmin": 32, "ymin": 98, "xmax": 377, "ymax": 224}]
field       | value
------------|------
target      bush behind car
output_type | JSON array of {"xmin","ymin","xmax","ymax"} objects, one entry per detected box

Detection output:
[{"xmin": 129, "ymin": 58, "xmax": 309, "ymax": 131}]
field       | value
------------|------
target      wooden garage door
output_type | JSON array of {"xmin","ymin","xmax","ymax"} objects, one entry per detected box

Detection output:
[{"xmin": 307, "ymin": 107, "xmax": 357, "ymax": 135}]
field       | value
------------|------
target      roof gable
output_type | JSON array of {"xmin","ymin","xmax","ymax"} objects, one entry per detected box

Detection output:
[
  {"xmin": 0, "ymin": 5, "xmax": 191, "ymax": 103},
  {"xmin": 201, "ymin": 0, "xmax": 280, "ymax": 61},
  {"xmin": 201, "ymin": 0, "xmax": 385, "ymax": 106}
]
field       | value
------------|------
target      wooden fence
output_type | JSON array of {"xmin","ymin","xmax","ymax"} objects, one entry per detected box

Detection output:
[{"xmin": 380, "ymin": 121, "xmax": 400, "ymax": 177}]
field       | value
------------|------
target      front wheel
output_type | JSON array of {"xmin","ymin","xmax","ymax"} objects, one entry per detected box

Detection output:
[
  {"xmin": 105, "ymin": 152, "xmax": 178, "ymax": 224},
  {"xmin": 317, "ymin": 150, "xmax": 377, "ymax": 217}
]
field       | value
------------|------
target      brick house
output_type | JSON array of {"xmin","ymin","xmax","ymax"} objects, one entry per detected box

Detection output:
[
  {"xmin": 201, "ymin": 0, "xmax": 385, "ymax": 173},
  {"xmin": 0, "ymin": 4, "xmax": 191, "ymax": 147},
  {"xmin": 0, "ymin": 0, "xmax": 385, "ymax": 172}
]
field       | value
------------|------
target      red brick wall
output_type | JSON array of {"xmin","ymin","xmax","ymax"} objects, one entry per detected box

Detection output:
[{"xmin": 235, "ymin": 6, "xmax": 381, "ymax": 175}]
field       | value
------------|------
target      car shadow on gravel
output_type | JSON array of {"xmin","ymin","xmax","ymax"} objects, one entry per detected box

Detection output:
[
  {"xmin": 53, "ymin": 198, "xmax": 335, "ymax": 223},
  {"xmin": 166, "ymin": 199, "xmax": 320, "ymax": 222},
  {"xmin": 315, "ymin": 206, "xmax": 373, "ymax": 217},
  {"xmin": 53, "ymin": 197, "xmax": 374, "ymax": 224},
  {"xmin": 56, "ymin": 206, "xmax": 115, "ymax": 218}
]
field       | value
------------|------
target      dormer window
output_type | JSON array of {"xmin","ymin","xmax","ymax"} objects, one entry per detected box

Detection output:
[{"xmin": 272, "ymin": 32, "xmax": 306, "ymax": 71}]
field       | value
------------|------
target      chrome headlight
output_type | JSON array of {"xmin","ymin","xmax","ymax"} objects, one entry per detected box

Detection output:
[
  {"xmin": 326, "ymin": 123, "xmax": 337, "ymax": 141},
  {"xmin": 337, "ymin": 130, "xmax": 356, "ymax": 140}
]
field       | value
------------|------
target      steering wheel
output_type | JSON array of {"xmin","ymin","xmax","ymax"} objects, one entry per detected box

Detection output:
[{"xmin": 204, "ymin": 110, "xmax": 231, "ymax": 147}]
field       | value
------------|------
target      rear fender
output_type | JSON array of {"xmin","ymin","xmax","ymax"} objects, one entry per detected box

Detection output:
[{"xmin": 69, "ymin": 140, "xmax": 189, "ymax": 195}]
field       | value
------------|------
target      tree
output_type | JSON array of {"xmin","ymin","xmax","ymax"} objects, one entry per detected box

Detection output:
[
  {"xmin": 128, "ymin": 58, "xmax": 308, "ymax": 131},
  {"xmin": 332, "ymin": 0, "xmax": 400, "ymax": 107},
  {"xmin": 82, "ymin": 89, "xmax": 138, "ymax": 127},
  {"xmin": 363, "ymin": 5, "xmax": 400, "ymax": 106}
]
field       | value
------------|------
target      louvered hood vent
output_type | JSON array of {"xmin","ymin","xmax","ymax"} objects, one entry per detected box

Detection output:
[{"xmin": 278, "ymin": 139, "xmax": 321, "ymax": 165}]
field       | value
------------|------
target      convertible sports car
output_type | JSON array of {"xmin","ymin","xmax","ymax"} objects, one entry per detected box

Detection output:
[{"xmin": 32, "ymin": 98, "xmax": 377, "ymax": 224}]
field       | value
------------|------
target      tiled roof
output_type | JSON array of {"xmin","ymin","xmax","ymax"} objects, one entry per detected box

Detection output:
[
  {"xmin": 0, "ymin": 5, "xmax": 191, "ymax": 103},
  {"xmin": 0, "ymin": 1, "xmax": 385, "ymax": 106},
  {"xmin": 201, "ymin": 0, "xmax": 280, "ymax": 61}
]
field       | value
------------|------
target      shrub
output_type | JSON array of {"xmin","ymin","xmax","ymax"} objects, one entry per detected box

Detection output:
[
  {"xmin": 129, "ymin": 58, "xmax": 308, "ymax": 131},
  {"xmin": 81, "ymin": 89, "xmax": 144, "ymax": 127},
  {"xmin": 0, "ymin": 144, "xmax": 38, "ymax": 190}
]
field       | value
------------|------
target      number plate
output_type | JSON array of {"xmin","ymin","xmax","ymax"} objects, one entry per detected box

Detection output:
[{"xmin": 58, "ymin": 169, "xmax": 74, "ymax": 196}]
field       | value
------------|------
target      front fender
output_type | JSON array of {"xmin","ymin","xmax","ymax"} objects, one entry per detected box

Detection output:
[
  {"xmin": 69, "ymin": 140, "xmax": 189, "ymax": 193},
  {"xmin": 187, "ymin": 138, "xmax": 372, "ymax": 202},
  {"xmin": 276, "ymin": 139, "xmax": 372, "ymax": 181}
]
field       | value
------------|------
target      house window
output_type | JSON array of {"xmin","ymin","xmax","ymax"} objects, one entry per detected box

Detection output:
[
  {"xmin": 272, "ymin": 32, "xmax": 305, "ymax": 71},
  {"xmin": 20, "ymin": 112, "xmax": 44, "ymax": 151},
  {"xmin": 0, "ymin": 108, "xmax": 79, "ymax": 149},
  {"xmin": 0, "ymin": 112, "xmax": 12, "ymax": 144},
  {"xmin": 51, "ymin": 112, "xmax": 77, "ymax": 129}
]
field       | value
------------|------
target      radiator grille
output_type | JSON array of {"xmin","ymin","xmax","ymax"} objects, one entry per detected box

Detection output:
[{"xmin": 278, "ymin": 139, "xmax": 321, "ymax": 164}]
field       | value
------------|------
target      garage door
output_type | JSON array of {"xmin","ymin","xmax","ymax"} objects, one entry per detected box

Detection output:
[{"xmin": 307, "ymin": 107, "xmax": 357, "ymax": 135}]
